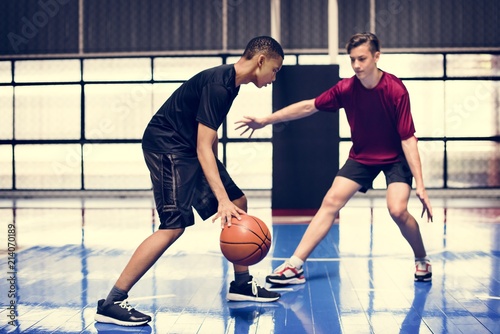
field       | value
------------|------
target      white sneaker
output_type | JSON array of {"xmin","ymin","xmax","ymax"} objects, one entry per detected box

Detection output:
[
  {"xmin": 266, "ymin": 261, "xmax": 306, "ymax": 285},
  {"xmin": 414, "ymin": 259, "xmax": 432, "ymax": 282}
]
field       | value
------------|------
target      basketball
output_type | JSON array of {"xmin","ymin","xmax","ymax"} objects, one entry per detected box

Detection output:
[{"xmin": 220, "ymin": 214, "xmax": 272, "ymax": 266}]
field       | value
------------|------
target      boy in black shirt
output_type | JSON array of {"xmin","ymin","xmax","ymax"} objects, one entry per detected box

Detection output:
[{"xmin": 95, "ymin": 36, "xmax": 284, "ymax": 326}]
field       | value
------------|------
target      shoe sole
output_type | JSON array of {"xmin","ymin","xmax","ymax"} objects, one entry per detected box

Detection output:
[
  {"xmin": 414, "ymin": 274, "xmax": 432, "ymax": 282},
  {"xmin": 266, "ymin": 276, "xmax": 306, "ymax": 285},
  {"xmin": 414, "ymin": 277, "xmax": 432, "ymax": 282},
  {"xmin": 226, "ymin": 293, "xmax": 280, "ymax": 303},
  {"xmin": 94, "ymin": 314, "xmax": 150, "ymax": 326}
]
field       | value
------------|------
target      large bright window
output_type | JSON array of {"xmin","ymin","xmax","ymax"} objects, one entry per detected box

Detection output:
[
  {"xmin": 15, "ymin": 60, "xmax": 80, "ymax": 83},
  {"xmin": 447, "ymin": 141, "xmax": 500, "ymax": 188},
  {"xmin": 15, "ymin": 144, "xmax": 82, "ymax": 189},
  {"xmin": 85, "ymin": 84, "xmax": 153, "ymax": 139},
  {"xmin": 83, "ymin": 144, "xmax": 149, "ymax": 189},
  {"xmin": 83, "ymin": 58, "xmax": 151, "ymax": 82},
  {"xmin": 0, "ymin": 86, "xmax": 13, "ymax": 140},
  {"xmin": 0, "ymin": 54, "xmax": 498, "ymax": 191},
  {"xmin": 15, "ymin": 85, "xmax": 81, "ymax": 140},
  {"xmin": 225, "ymin": 142, "xmax": 273, "ymax": 189},
  {"xmin": 0, "ymin": 145, "xmax": 12, "ymax": 189}
]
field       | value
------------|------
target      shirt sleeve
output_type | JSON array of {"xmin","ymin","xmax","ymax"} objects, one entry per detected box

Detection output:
[
  {"xmin": 396, "ymin": 92, "xmax": 416, "ymax": 140},
  {"xmin": 196, "ymin": 84, "xmax": 232, "ymax": 130},
  {"xmin": 314, "ymin": 81, "xmax": 344, "ymax": 112}
]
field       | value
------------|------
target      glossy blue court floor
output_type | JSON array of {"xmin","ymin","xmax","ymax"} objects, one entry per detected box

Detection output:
[{"xmin": 0, "ymin": 194, "xmax": 499, "ymax": 333}]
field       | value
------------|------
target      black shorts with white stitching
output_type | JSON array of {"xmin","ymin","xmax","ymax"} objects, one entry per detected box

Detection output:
[{"xmin": 143, "ymin": 150, "xmax": 244, "ymax": 229}]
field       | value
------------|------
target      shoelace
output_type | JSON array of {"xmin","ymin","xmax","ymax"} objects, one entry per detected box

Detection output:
[
  {"xmin": 115, "ymin": 300, "xmax": 133, "ymax": 311},
  {"xmin": 249, "ymin": 277, "xmax": 260, "ymax": 296}
]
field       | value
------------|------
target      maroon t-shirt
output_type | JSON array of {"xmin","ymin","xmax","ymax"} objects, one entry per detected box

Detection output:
[{"xmin": 314, "ymin": 71, "xmax": 415, "ymax": 165}]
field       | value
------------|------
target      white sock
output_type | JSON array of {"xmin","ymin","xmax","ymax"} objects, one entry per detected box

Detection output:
[{"xmin": 289, "ymin": 255, "xmax": 304, "ymax": 269}]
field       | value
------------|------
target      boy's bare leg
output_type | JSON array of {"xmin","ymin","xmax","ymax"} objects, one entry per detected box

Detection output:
[
  {"xmin": 231, "ymin": 195, "xmax": 250, "ymax": 274},
  {"xmin": 386, "ymin": 182, "xmax": 427, "ymax": 258},
  {"xmin": 293, "ymin": 177, "xmax": 361, "ymax": 260},
  {"xmin": 115, "ymin": 228, "xmax": 185, "ymax": 292}
]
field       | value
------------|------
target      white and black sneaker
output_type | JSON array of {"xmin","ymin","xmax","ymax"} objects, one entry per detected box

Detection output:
[
  {"xmin": 266, "ymin": 261, "xmax": 306, "ymax": 285},
  {"xmin": 95, "ymin": 299, "xmax": 151, "ymax": 326},
  {"xmin": 227, "ymin": 276, "xmax": 280, "ymax": 302},
  {"xmin": 414, "ymin": 259, "xmax": 432, "ymax": 282}
]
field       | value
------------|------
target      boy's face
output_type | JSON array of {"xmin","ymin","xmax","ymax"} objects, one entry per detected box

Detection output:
[
  {"xmin": 255, "ymin": 55, "xmax": 283, "ymax": 88},
  {"xmin": 349, "ymin": 43, "xmax": 380, "ymax": 80}
]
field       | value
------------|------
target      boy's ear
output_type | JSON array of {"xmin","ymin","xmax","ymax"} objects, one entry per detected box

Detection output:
[{"xmin": 257, "ymin": 54, "xmax": 265, "ymax": 67}]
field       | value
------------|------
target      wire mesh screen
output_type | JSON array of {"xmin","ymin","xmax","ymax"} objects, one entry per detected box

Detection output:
[
  {"xmin": 0, "ymin": 0, "xmax": 79, "ymax": 55},
  {"xmin": 227, "ymin": 0, "xmax": 271, "ymax": 50},
  {"xmin": 2, "ymin": 0, "xmax": 500, "ymax": 56},
  {"xmin": 338, "ymin": 0, "xmax": 371, "ymax": 50},
  {"xmin": 280, "ymin": 0, "xmax": 328, "ymax": 49},
  {"xmin": 84, "ymin": 0, "xmax": 222, "ymax": 52},
  {"xmin": 375, "ymin": 0, "xmax": 500, "ymax": 49}
]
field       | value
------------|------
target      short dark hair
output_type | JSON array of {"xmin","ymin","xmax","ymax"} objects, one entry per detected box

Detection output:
[
  {"xmin": 346, "ymin": 32, "xmax": 380, "ymax": 54},
  {"xmin": 242, "ymin": 36, "xmax": 284, "ymax": 60}
]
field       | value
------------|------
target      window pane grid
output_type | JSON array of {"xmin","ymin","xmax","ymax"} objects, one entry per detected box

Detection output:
[
  {"xmin": 83, "ymin": 144, "xmax": 150, "ymax": 190},
  {"xmin": 14, "ymin": 85, "xmax": 81, "ymax": 140},
  {"xmin": 15, "ymin": 144, "xmax": 82, "ymax": 190},
  {"xmin": 1, "ymin": 54, "xmax": 498, "ymax": 190},
  {"xmin": 0, "ymin": 145, "xmax": 13, "ymax": 189},
  {"xmin": 447, "ymin": 141, "xmax": 500, "ymax": 188},
  {"xmin": 0, "ymin": 61, "xmax": 12, "ymax": 83},
  {"xmin": 15, "ymin": 59, "xmax": 81, "ymax": 83},
  {"xmin": 85, "ymin": 84, "xmax": 153, "ymax": 140},
  {"xmin": 83, "ymin": 58, "xmax": 152, "ymax": 82},
  {"xmin": 0, "ymin": 86, "xmax": 13, "ymax": 139}
]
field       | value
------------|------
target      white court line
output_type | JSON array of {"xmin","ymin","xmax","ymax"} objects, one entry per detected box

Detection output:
[
  {"xmin": 352, "ymin": 288, "xmax": 394, "ymax": 292},
  {"xmin": 476, "ymin": 295, "xmax": 500, "ymax": 300},
  {"xmin": 127, "ymin": 294, "xmax": 176, "ymax": 301},
  {"xmin": 270, "ymin": 250, "xmax": 451, "ymax": 262},
  {"xmin": 271, "ymin": 257, "xmax": 341, "ymax": 262},
  {"xmin": 271, "ymin": 257, "xmax": 415, "ymax": 261},
  {"xmin": 424, "ymin": 250, "xmax": 447, "ymax": 256},
  {"xmin": 267, "ymin": 288, "xmax": 295, "ymax": 292}
]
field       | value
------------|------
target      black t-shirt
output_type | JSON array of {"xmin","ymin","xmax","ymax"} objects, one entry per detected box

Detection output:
[{"xmin": 142, "ymin": 64, "xmax": 240, "ymax": 154}]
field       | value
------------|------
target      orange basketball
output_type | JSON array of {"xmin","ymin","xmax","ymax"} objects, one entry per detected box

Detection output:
[{"xmin": 220, "ymin": 214, "xmax": 272, "ymax": 266}]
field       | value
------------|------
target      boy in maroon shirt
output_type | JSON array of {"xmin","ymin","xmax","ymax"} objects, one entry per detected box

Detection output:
[{"xmin": 236, "ymin": 32, "xmax": 433, "ymax": 284}]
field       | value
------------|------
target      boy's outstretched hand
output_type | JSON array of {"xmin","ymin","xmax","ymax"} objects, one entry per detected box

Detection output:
[
  {"xmin": 416, "ymin": 188, "xmax": 433, "ymax": 222},
  {"xmin": 235, "ymin": 116, "xmax": 266, "ymax": 138}
]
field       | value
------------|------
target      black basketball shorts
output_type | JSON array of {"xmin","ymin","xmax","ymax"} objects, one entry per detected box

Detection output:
[
  {"xmin": 337, "ymin": 156, "xmax": 413, "ymax": 193},
  {"xmin": 143, "ymin": 150, "xmax": 245, "ymax": 229}
]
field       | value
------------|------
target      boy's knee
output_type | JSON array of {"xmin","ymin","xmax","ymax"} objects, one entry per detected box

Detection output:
[
  {"xmin": 158, "ymin": 227, "xmax": 185, "ymax": 240},
  {"xmin": 388, "ymin": 206, "xmax": 409, "ymax": 223},
  {"xmin": 233, "ymin": 195, "xmax": 247, "ymax": 211},
  {"xmin": 321, "ymin": 194, "xmax": 343, "ymax": 212}
]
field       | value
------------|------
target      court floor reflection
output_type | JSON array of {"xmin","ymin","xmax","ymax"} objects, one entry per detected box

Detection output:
[{"xmin": 0, "ymin": 196, "xmax": 498, "ymax": 333}]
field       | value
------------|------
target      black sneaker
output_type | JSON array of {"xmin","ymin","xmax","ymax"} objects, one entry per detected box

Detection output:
[
  {"xmin": 94, "ymin": 299, "xmax": 152, "ymax": 326},
  {"xmin": 227, "ymin": 276, "xmax": 280, "ymax": 302}
]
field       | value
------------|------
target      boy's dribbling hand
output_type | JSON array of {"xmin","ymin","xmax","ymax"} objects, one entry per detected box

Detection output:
[{"xmin": 212, "ymin": 198, "xmax": 246, "ymax": 229}]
